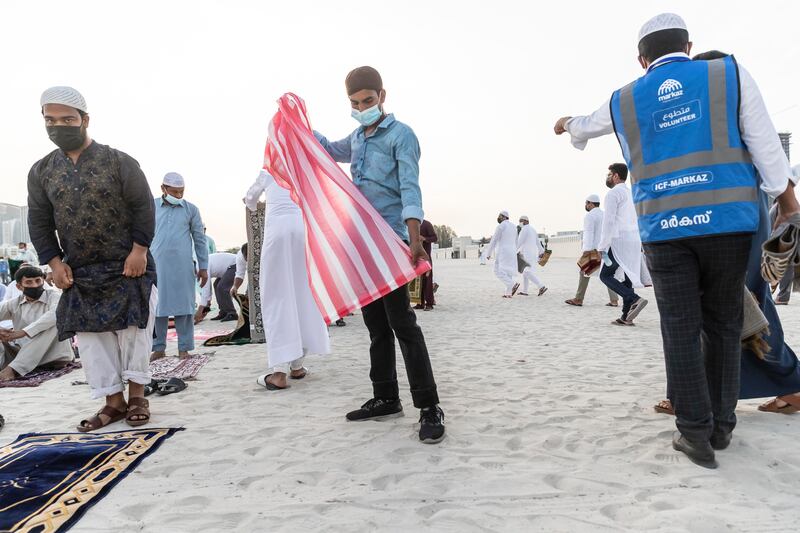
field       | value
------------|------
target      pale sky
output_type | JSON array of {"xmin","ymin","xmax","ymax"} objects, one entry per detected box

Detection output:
[{"xmin": 2, "ymin": 0, "xmax": 798, "ymax": 248}]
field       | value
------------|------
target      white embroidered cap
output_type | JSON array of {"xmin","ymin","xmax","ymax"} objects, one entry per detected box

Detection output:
[
  {"xmin": 499, "ymin": 210, "xmax": 510, "ymax": 218},
  {"xmin": 586, "ymin": 194, "xmax": 601, "ymax": 203},
  {"xmin": 162, "ymin": 172, "xmax": 185, "ymax": 187},
  {"xmin": 40, "ymin": 86, "xmax": 88, "ymax": 113},
  {"xmin": 519, "ymin": 215, "xmax": 529, "ymax": 222},
  {"xmin": 638, "ymin": 13, "xmax": 688, "ymax": 43}
]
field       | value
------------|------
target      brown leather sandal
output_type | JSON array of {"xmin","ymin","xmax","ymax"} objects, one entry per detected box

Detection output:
[
  {"xmin": 758, "ymin": 396, "xmax": 800, "ymax": 414},
  {"xmin": 77, "ymin": 404, "xmax": 127, "ymax": 432},
  {"xmin": 126, "ymin": 397, "xmax": 151, "ymax": 427},
  {"xmin": 654, "ymin": 399, "xmax": 675, "ymax": 416}
]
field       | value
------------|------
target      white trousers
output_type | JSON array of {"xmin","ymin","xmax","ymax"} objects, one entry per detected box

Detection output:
[
  {"xmin": 493, "ymin": 257, "xmax": 517, "ymax": 295},
  {"xmin": 77, "ymin": 288, "xmax": 157, "ymax": 399},
  {"xmin": 272, "ymin": 356, "xmax": 305, "ymax": 375},
  {"xmin": 521, "ymin": 266, "xmax": 544, "ymax": 292}
]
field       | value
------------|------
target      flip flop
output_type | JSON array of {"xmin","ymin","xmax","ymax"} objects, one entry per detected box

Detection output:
[
  {"xmin": 144, "ymin": 378, "xmax": 168, "ymax": 397},
  {"xmin": 606, "ymin": 302, "xmax": 619, "ymax": 307},
  {"xmin": 512, "ymin": 283, "xmax": 520, "ymax": 296},
  {"xmin": 612, "ymin": 318, "xmax": 635, "ymax": 326},
  {"xmin": 565, "ymin": 299, "xmax": 583, "ymax": 306},
  {"xmin": 77, "ymin": 404, "xmax": 127, "ymax": 432},
  {"xmin": 256, "ymin": 374, "xmax": 288, "ymax": 390},
  {"xmin": 290, "ymin": 367, "xmax": 308, "ymax": 380},
  {"xmin": 538, "ymin": 287, "xmax": 548, "ymax": 296},
  {"xmin": 654, "ymin": 400, "xmax": 675, "ymax": 415},
  {"xmin": 156, "ymin": 377, "xmax": 188, "ymax": 396}
]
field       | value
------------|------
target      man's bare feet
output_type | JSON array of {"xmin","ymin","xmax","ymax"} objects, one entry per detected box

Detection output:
[
  {"xmin": 290, "ymin": 367, "xmax": 307, "ymax": 379},
  {"xmin": 178, "ymin": 350, "xmax": 191, "ymax": 360},
  {"xmin": 150, "ymin": 351, "xmax": 166, "ymax": 362},
  {"xmin": 0, "ymin": 366, "xmax": 19, "ymax": 381},
  {"xmin": 761, "ymin": 392, "xmax": 800, "ymax": 411},
  {"xmin": 267, "ymin": 372, "xmax": 288, "ymax": 389}
]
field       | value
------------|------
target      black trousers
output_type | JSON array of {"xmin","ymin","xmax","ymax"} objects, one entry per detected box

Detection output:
[
  {"xmin": 599, "ymin": 248, "xmax": 639, "ymax": 319},
  {"xmin": 644, "ymin": 234, "xmax": 752, "ymax": 442},
  {"xmin": 213, "ymin": 265, "xmax": 237, "ymax": 315},
  {"xmin": 362, "ymin": 284, "xmax": 439, "ymax": 408}
]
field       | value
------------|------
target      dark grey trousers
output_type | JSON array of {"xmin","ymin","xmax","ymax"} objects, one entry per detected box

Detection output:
[
  {"xmin": 213, "ymin": 264, "xmax": 237, "ymax": 316},
  {"xmin": 644, "ymin": 234, "xmax": 752, "ymax": 442}
]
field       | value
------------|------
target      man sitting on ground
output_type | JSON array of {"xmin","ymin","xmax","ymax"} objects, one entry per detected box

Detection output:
[{"xmin": 0, "ymin": 266, "xmax": 74, "ymax": 381}]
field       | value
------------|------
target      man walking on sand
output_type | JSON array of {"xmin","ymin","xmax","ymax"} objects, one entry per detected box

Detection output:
[
  {"xmin": 484, "ymin": 211, "xmax": 519, "ymax": 298},
  {"xmin": 566, "ymin": 195, "xmax": 619, "ymax": 307},
  {"xmin": 516, "ymin": 216, "xmax": 547, "ymax": 296}
]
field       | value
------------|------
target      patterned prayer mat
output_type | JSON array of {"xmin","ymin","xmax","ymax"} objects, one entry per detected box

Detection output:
[
  {"xmin": 0, "ymin": 361, "xmax": 82, "ymax": 389},
  {"xmin": 246, "ymin": 202, "xmax": 266, "ymax": 343},
  {"xmin": 165, "ymin": 330, "xmax": 227, "ymax": 342},
  {"xmin": 0, "ymin": 428, "xmax": 183, "ymax": 532},
  {"xmin": 203, "ymin": 294, "xmax": 255, "ymax": 346},
  {"xmin": 149, "ymin": 354, "xmax": 212, "ymax": 380}
]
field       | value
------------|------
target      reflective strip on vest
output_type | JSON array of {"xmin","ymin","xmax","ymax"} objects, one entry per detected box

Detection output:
[{"xmin": 610, "ymin": 56, "xmax": 759, "ymax": 242}]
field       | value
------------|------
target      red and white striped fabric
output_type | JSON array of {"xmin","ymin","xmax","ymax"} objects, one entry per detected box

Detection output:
[{"xmin": 263, "ymin": 93, "xmax": 431, "ymax": 324}]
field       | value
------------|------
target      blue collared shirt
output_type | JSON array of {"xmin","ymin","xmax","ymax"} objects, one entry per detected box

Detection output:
[{"xmin": 315, "ymin": 114, "xmax": 424, "ymax": 240}]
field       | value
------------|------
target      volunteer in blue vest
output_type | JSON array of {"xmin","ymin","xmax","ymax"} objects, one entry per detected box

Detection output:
[{"xmin": 554, "ymin": 13, "xmax": 800, "ymax": 468}]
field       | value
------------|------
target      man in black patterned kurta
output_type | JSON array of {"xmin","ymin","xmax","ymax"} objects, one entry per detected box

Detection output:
[{"xmin": 27, "ymin": 86, "xmax": 157, "ymax": 431}]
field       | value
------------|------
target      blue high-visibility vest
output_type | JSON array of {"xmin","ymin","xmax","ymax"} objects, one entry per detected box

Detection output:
[{"xmin": 610, "ymin": 55, "xmax": 758, "ymax": 243}]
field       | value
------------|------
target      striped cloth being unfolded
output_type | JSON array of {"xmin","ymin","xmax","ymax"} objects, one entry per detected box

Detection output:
[{"xmin": 262, "ymin": 93, "xmax": 431, "ymax": 324}]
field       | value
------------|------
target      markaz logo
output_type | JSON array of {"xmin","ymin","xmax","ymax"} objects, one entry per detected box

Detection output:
[{"xmin": 657, "ymin": 79, "xmax": 684, "ymax": 102}]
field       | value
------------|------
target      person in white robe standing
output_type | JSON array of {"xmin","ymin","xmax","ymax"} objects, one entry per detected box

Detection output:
[
  {"xmin": 516, "ymin": 216, "xmax": 548, "ymax": 296},
  {"xmin": 566, "ymin": 195, "xmax": 620, "ymax": 307},
  {"xmin": 597, "ymin": 163, "xmax": 648, "ymax": 325},
  {"xmin": 484, "ymin": 211, "xmax": 519, "ymax": 298},
  {"xmin": 244, "ymin": 170, "xmax": 330, "ymax": 390}
]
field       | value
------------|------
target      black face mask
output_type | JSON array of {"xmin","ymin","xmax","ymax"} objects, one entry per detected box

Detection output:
[
  {"xmin": 47, "ymin": 125, "xmax": 86, "ymax": 151},
  {"xmin": 23, "ymin": 286, "xmax": 45, "ymax": 300}
]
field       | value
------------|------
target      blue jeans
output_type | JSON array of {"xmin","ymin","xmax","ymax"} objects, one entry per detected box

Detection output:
[
  {"xmin": 600, "ymin": 249, "xmax": 639, "ymax": 319},
  {"xmin": 152, "ymin": 314, "xmax": 195, "ymax": 352}
]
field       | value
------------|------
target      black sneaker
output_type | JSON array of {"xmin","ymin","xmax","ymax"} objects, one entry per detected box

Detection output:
[
  {"xmin": 419, "ymin": 406, "xmax": 446, "ymax": 444},
  {"xmin": 346, "ymin": 398, "xmax": 403, "ymax": 421}
]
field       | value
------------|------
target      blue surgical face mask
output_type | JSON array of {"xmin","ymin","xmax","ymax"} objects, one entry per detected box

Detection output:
[
  {"xmin": 164, "ymin": 194, "xmax": 184, "ymax": 206},
  {"xmin": 351, "ymin": 104, "xmax": 382, "ymax": 127}
]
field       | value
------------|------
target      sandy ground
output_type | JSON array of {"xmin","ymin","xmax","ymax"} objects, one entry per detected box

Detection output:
[{"xmin": 2, "ymin": 258, "xmax": 800, "ymax": 532}]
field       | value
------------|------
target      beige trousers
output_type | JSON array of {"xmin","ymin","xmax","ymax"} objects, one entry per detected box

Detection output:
[{"xmin": 1, "ymin": 327, "xmax": 73, "ymax": 376}]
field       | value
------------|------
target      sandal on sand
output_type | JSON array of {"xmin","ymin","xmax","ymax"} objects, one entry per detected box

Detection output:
[
  {"xmin": 612, "ymin": 318, "xmax": 635, "ymax": 326},
  {"xmin": 126, "ymin": 397, "xmax": 150, "ymax": 427},
  {"xmin": 606, "ymin": 302, "xmax": 619, "ymax": 307},
  {"xmin": 290, "ymin": 367, "xmax": 308, "ymax": 380},
  {"xmin": 538, "ymin": 287, "xmax": 548, "ymax": 296},
  {"xmin": 654, "ymin": 400, "xmax": 675, "ymax": 416},
  {"xmin": 758, "ymin": 396, "xmax": 800, "ymax": 414},
  {"xmin": 156, "ymin": 378, "xmax": 188, "ymax": 396},
  {"xmin": 257, "ymin": 374, "xmax": 288, "ymax": 390},
  {"xmin": 77, "ymin": 404, "xmax": 127, "ymax": 432},
  {"xmin": 565, "ymin": 299, "xmax": 583, "ymax": 306},
  {"xmin": 144, "ymin": 378, "xmax": 168, "ymax": 397}
]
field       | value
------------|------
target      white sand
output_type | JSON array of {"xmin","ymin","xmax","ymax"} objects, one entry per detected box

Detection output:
[{"xmin": 2, "ymin": 258, "xmax": 800, "ymax": 532}]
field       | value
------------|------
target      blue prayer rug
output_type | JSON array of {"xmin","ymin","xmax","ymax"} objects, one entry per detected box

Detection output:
[{"xmin": 0, "ymin": 428, "xmax": 183, "ymax": 532}]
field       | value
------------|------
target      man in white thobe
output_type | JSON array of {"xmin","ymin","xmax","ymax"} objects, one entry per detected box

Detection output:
[
  {"xmin": 0, "ymin": 266, "xmax": 73, "ymax": 381},
  {"xmin": 566, "ymin": 195, "xmax": 620, "ymax": 307},
  {"xmin": 484, "ymin": 210, "xmax": 519, "ymax": 297},
  {"xmin": 596, "ymin": 164, "xmax": 648, "ymax": 325},
  {"xmin": 516, "ymin": 216, "xmax": 548, "ymax": 296}
]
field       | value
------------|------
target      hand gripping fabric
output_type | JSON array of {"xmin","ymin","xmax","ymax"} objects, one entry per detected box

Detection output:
[
  {"xmin": 263, "ymin": 93, "xmax": 431, "ymax": 324},
  {"xmin": 761, "ymin": 213, "xmax": 800, "ymax": 286}
]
